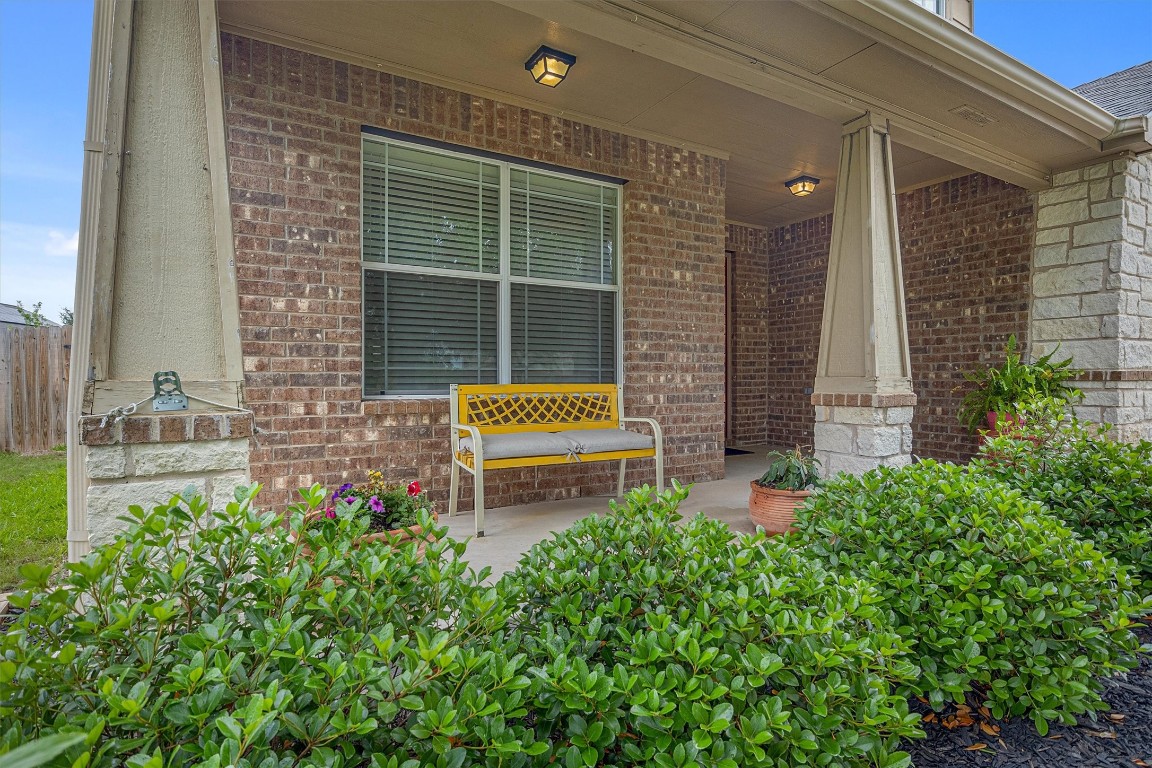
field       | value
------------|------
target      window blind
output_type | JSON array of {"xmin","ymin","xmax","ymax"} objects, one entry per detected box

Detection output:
[
  {"xmin": 509, "ymin": 169, "xmax": 617, "ymax": 285},
  {"xmin": 362, "ymin": 135, "xmax": 619, "ymax": 396},
  {"xmin": 510, "ymin": 283, "xmax": 615, "ymax": 383},
  {"xmin": 363, "ymin": 142, "xmax": 500, "ymax": 273},
  {"xmin": 363, "ymin": 271, "xmax": 498, "ymax": 395}
]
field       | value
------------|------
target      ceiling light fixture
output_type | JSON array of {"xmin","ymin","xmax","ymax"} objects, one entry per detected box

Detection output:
[
  {"xmin": 525, "ymin": 45, "xmax": 576, "ymax": 87},
  {"xmin": 784, "ymin": 175, "xmax": 820, "ymax": 197}
]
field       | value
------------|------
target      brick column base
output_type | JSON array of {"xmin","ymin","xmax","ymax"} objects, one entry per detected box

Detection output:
[
  {"xmin": 78, "ymin": 412, "xmax": 254, "ymax": 547},
  {"xmin": 811, "ymin": 393, "xmax": 916, "ymax": 477}
]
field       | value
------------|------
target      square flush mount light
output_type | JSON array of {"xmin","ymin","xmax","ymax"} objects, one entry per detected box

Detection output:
[
  {"xmin": 784, "ymin": 175, "xmax": 820, "ymax": 197},
  {"xmin": 525, "ymin": 45, "xmax": 576, "ymax": 87}
]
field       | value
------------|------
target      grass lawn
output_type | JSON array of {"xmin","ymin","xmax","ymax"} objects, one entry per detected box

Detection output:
[{"xmin": 0, "ymin": 450, "xmax": 67, "ymax": 592}]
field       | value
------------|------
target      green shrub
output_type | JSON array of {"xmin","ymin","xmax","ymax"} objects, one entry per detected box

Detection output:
[
  {"xmin": 1, "ymin": 484, "xmax": 542, "ymax": 768},
  {"xmin": 793, "ymin": 460, "xmax": 1147, "ymax": 734},
  {"xmin": 977, "ymin": 398, "xmax": 1152, "ymax": 586},
  {"xmin": 502, "ymin": 483, "xmax": 922, "ymax": 768}
]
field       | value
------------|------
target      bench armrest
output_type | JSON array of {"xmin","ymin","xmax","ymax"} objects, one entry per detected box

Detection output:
[
  {"xmin": 622, "ymin": 416, "xmax": 663, "ymax": 446},
  {"xmin": 451, "ymin": 422, "xmax": 484, "ymax": 464}
]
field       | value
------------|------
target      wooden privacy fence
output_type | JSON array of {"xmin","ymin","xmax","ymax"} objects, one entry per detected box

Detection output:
[{"xmin": 0, "ymin": 326, "xmax": 72, "ymax": 454}]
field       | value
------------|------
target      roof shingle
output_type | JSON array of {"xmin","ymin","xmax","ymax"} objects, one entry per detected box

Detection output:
[{"xmin": 1073, "ymin": 60, "xmax": 1152, "ymax": 118}]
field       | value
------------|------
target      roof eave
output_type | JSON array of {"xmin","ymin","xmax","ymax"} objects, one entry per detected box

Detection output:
[{"xmin": 824, "ymin": 0, "xmax": 1141, "ymax": 149}]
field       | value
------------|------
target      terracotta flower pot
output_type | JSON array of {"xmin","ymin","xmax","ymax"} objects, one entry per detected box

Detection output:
[
  {"xmin": 355, "ymin": 512, "xmax": 439, "ymax": 560},
  {"xmin": 298, "ymin": 511, "xmax": 439, "ymax": 560},
  {"xmin": 748, "ymin": 482, "xmax": 810, "ymax": 535},
  {"xmin": 979, "ymin": 411, "xmax": 1026, "ymax": 446}
]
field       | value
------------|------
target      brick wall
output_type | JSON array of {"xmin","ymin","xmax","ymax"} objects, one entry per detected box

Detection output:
[
  {"xmin": 725, "ymin": 218, "xmax": 831, "ymax": 450},
  {"xmin": 901, "ymin": 174, "xmax": 1035, "ymax": 460},
  {"xmin": 726, "ymin": 173, "xmax": 1034, "ymax": 462},
  {"xmin": 220, "ymin": 34, "xmax": 727, "ymax": 511},
  {"xmin": 725, "ymin": 225, "xmax": 769, "ymax": 445}
]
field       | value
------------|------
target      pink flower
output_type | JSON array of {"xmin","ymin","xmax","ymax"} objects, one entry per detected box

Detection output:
[
  {"xmin": 325, "ymin": 508, "xmax": 337, "ymax": 519},
  {"xmin": 407, "ymin": 480, "xmax": 422, "ymax": 497}
]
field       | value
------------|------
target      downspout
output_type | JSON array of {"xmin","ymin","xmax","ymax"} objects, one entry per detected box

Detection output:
[{"xmin": 66, "ymin": 0, "xmax": 132, "ymax": 561}]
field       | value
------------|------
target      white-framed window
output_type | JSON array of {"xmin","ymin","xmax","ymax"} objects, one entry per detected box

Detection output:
[
  {"xmin": 909, "ymin": 0, "xmax": 943, "ymax": 15},
  {"xmin": 361, "ymin": 131, "xmax": 622, "ymax": 397}
]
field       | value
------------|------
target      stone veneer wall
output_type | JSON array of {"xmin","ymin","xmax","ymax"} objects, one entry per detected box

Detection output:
[
  {"xmin": 78, "ymin": 412, "xmax": 254, "ymax": 545},
  {"xmin": 220, "ymin": 34, "xmax": 728, "ymax": 511},
  {"xmin": 726, "ymin": 174, "xmax": 1035, "ymax": 461},
  {"xmin": 1031, "ymin": 154, "xmax": 1152, "ymax": 440}
]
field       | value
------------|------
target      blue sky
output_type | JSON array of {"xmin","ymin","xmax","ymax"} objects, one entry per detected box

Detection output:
[{"xmin": 1, "ymin": 0, "xmax": 1150, "ymax": 321}]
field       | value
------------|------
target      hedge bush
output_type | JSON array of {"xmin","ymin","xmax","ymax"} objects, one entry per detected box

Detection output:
[
  {"xmin": 1, "ymin": 484, "xmax": 541, "ymax": 768},
  {"xmin": 502, "ymin": 483, "xmax": 923, "ymax": 768},
  {"xmin": 977, "ymin": 399, "xmax": 1152, "ymax": 586},
  {"xmin": 792, "ymin": 460, "xmax": 1148, "ymax": 734}
]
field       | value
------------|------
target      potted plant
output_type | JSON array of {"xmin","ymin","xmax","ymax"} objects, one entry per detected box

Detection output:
[
  {"xmin": 749, "ymin": 446, "xmax": 820, "ymax": 535},
  {"xmin": 301, "ymin": 471, "xmax": 439, "ymax": 558},
  {"xmin": 956, "ymin": 335, "xmax": 1082, "ymax": 435}
]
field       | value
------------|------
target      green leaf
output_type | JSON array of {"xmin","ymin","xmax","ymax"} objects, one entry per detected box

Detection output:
[{"xmin": 2, "ymin": 733, "xmax": 86, "ymax": 768}]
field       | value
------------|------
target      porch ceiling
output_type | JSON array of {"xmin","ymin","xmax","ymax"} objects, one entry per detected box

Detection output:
[{"xmin": 218, "ymin": 0, "xmax": 1128, "ymax": 229}]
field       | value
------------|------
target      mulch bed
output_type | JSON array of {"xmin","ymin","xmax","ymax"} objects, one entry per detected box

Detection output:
[{"xmin": 905, "ymin": 619, "xmax": 1152, "ymax": 768}]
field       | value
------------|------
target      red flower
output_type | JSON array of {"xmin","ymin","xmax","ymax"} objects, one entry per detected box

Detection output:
[{"xmin": 407, "ymin": 480, "xmax": 422, "ymax": 497}]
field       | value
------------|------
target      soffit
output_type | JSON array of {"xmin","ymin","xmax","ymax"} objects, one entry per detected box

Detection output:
[
  {"xmin": 216, "ymin": 0, "xmax": 1101, "ymax": 228},
  {"xmin": 218, "ymin": 0, "xmax": 701, "ymax": 126},
  {"xmin": 641, "ymin": 0, "xmax": 881, "ymax": 75}
]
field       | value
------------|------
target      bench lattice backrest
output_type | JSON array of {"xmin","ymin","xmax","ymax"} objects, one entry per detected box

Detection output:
[{"xmin": 453, "ymin": 384, "xmax": 621, "ymax": 434}]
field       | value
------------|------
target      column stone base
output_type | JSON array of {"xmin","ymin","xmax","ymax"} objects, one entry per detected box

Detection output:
[
  {"xmin": 78, "ymin": 412, "xmax": 254, "ymax": 547},
  {"xmin": 812, "ymin": 393, "xmax": 916, "ymax": 477}
]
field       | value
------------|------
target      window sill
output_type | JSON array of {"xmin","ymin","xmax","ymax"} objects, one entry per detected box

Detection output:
[{"xmin": 361, "ymin": 397, "xmax": 449, "ymax": 417}]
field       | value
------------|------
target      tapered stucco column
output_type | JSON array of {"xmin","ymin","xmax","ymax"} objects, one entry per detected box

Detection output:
[
  {"xmin": 811, "ymin": 113, "xmax": 916, "ymax": 476},
  {"xmin": 68, "ymin": 0, "xmax": 249, "ymax": 554}
]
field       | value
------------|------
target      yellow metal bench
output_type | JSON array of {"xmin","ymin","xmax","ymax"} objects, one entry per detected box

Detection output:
[{"xmin": 448, "ymin": 383, "xmax": 664, "ymax": 536}]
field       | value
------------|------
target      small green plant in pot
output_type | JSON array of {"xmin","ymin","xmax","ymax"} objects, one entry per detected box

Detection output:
[
  {"xmin": 748, "ymin": 445, "xmax": 820, "ymax": 534},
  {"xmin": 956, "ymin": 335, "xmax": 1082, "ymax": 434}
]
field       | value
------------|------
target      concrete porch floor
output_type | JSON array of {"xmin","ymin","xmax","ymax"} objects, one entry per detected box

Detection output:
[{"xmin": 442, "ymin": 448, "xmax": 770, "ymax": 578}]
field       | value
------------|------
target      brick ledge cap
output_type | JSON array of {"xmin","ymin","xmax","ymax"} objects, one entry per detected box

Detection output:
[{"xmin": 80, "ymin": 412, "xmax": 255, "ymax": 447}]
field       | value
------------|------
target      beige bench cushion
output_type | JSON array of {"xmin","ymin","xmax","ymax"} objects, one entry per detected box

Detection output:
[
  {"xmin": 567, "ymin": 428, "xmax": 654, "ymax": 454},
  {"xmin": 458, "ymin": 431, "xmax": 575, "ymax": 460}
]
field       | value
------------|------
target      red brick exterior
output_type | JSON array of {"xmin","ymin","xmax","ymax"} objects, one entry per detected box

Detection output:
[
  {"xmin": 900, "ymin": 175, "xmax": 1035, "ymax": 460},
  {"xmin": 726, "ymin": 218, "xmax": 830, "ymax": 449},
  {"xmin": 724, "ymin": 226, "xmax": 769, "ymax": 446},
  {"xmin": 220, "ymin": 34, "xmax": 727, "ymax": 510},
  {"xmin": 726, "ymin": 174, "xmax": 1034, "ymax": 462}
]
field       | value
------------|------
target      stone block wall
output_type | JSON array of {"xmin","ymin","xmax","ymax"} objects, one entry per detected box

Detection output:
[
  {"xmin": 726, "ymin": 174, "xmax": 1034, "ymax": 461},
  {"xmin": 1031, "ymin": 154, "xmax": 1152, "ymax": 440},
  {"xmin": 78, "ymin": 412, "xmax": 254, "ymax": 545},
  {"xmin": 220, "ymin": 34, "xmax": 727, "ymax": 511}
]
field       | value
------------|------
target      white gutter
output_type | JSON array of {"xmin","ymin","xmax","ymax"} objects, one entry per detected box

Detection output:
[
  {"xmin": 67, "ymin": 0, "xmax": 132, "ymax": 561},
  {"xmin": 1102, "ymin": 114, "xmax": 1152, "ymax": 153}
]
